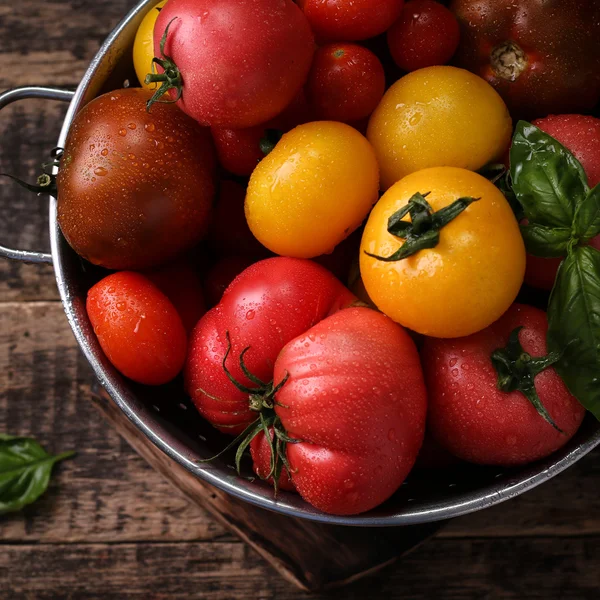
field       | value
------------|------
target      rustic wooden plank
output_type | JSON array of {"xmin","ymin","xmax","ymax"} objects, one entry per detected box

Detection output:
[
  {"xmin": 0, "ymin": 0, "xmax": 132, "ymax": 301},
  {"xmin": 2, "ymin": 537, "xmax": 600, "ymax": 600},
  {"xmin": 1, "ymin": 301, "xmax": 599, "ymax": 548}
]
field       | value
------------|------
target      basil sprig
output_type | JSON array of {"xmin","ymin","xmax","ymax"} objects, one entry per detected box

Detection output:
[
  {"xmin": 0, "ymin": 434, "xmax": 74, "ymax": 514},
  {"xmin": 509, "ymin": 121, "xmax": 600, "ymax": 420}
]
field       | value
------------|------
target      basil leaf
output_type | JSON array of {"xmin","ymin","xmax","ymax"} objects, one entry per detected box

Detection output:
[
  {"xmin": 0, "ymin": 436, "xmax": 74, "ymax": 514},
  {"xmin": 520, "ymin": 224, "xmax": 572, "ymax": 258},
  {"xmin": 573, "ymin": 184, "xmax": 600, "ymax": 242},
  {"xmin": 548, "ymin": 246, "xmax": 600, "ymax": 419},
  {"xmin": 510, "ymin": 121, "xmax": 589, "ymax": 228}
]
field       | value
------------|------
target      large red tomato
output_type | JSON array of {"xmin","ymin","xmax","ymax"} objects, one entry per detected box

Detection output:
[
  {"xmin": 150, "ymin": 0, "xmax": 315, "ymax": 128},
  {"xmin": 271, "ymin": 307, "xmax": 427, "ymax": 515},
  {"xmin": 185, "ymin": 258, "xmax": 356, "ymax": 433},
  {"xmin": 451, "ymin": 0, "xmax": 600, "ymax": 118},
  {"xmin": 524, "ymin": 115, "xmax": 600, "ymax": 290},
  {"xmin": 57, "ymin": 88, "xmax": 216, "ymax": 270},
  {"xmin": 423, "ymin": 304, "xmax": 585, "ymax": 466}
]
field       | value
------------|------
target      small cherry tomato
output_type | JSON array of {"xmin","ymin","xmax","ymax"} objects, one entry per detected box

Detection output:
[
  {"xmin": 423, "ymin": 304, "xmax": 586, "ymax": 466},
  {"xmin": 387, "ymin": 0, "xmax": 460, "ymax": 72},
  {"xmin": 133, "ymin": 1, "xmax": 167, "ymax": 90},
  {"xmin": 360, "ymin": 167, "xmax": 525, "ymax": 338},
  {"xmin": 298, "ymin": 0, "xmax": 404, "ymax": 42},
  {"xmin": 306, "ymin": 43, "xmax": 386, "ymax": 122},
  {"xmin": 367, "ymin": 66, "xmax": 512, "ymax": 190},
  {"xmin": 87, "ymin": 272, "xmax": 187, "ymax": 386},
  {"xmin": 246, "ymin": 121, "xmax": 380, "ymax": 258},
  {"xmin": 144, "ymin": 260, "xmax": 206, "ymax": 333},
  {"xmin": 204, "ymin": 256, "xmax": 255, "ymax": 308}
]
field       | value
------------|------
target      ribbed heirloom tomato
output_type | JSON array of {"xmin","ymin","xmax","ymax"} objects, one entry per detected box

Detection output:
[
  {"xmin": 246, "ymin": 122, "xmax": 380, "ymax": 258},
  {"xmin": 360, "ymin": 167, "xmax": 525, "ymax": 338},
  {"xmin": 150, "ymin": 0, "xmax": 315, "ymax": 128},
  {"xmin": 185, "ymin": 258, "xmax": 427, "ymax": 515}
]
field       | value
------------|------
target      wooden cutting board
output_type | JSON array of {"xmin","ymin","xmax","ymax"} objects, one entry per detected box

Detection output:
[{"xmin": 89, "ymin": 383, "xmax": 443, "ymax": 592}]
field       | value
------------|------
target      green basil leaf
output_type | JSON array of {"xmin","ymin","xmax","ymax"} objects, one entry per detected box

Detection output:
[
  {"xmin": 0, "ymin": 436, "xmax": 74, "ymax": 514},
  {"xmin": 520, "ymin": 224, "xmax": 572, "ymax": 258},
  {"xmin": 510, "ymin": 121, "xmax": 589, "ymax": 228},
  {"xmin": 573, "ymin": 184, "xmax": 600, "ymax": 242},
  {"xmin": 548, "ymin": 246, "xmax": 600, "ymax": 419}
]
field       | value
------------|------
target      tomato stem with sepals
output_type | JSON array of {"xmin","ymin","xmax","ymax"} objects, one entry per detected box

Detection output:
[
  {"xmin": 0, "ymin": 147, "xmax": 63, "ymax": 197},
  {"xmin": 196, "ymin": 331, "xmax": 297, "ymax": 494},
  {"xmin": 364, "ymin": 192, "xmax": 480, "ymax": 262},
  {"xmin": 145, "ymin": 18, "xmax": 183, "ymax": 111},
  {"xmin": 491, "ymin": 327, "xmax": 564, "ymax": 433}
]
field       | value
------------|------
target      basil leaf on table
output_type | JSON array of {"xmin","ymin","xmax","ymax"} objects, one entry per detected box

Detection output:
[
  {"xmin": 0, "ymin": 436, "xmax": 74, "ymax": 514},
  {"xmin": 548, "ymin": 246, "xmax": 600, "ymax": 420},
  {"xmin": 573, "ymin": 184, "xmax": 600, "ymax": 242},
  {"xmin": 510, "ymin": 121, "xmax": 589, "ymax": 228},
  {"xmin": 520, "ymin": 224, "xmax": 572, "ymax": 258}
]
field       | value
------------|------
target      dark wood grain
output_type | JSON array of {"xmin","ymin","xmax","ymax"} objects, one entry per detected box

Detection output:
[{"xmin": 2, "ymin": 1, "xmax": 600, "ymax": 598}]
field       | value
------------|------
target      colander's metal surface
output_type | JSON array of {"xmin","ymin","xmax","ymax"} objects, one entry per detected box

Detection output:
[{"xmin": 2, "ymin": 0, "xmax": 599, "ymax": 527}]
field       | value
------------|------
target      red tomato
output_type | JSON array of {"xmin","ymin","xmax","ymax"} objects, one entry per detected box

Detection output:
[
  {"xmin": 144, "ymin": 261, "xmax": 206, "ymax": 334},
  {"xmin": 204, "ymin": 256, "xmax": 255, "ymax": 308},
  {"xmin": 211, "ymin": 91, "xmax": 313, "ymax": 176},
  {"xmin": 524, "ymin": 115, "xmax": 600, "ymax": 290},
  {"xmin": 152, "ymin": 0, "xmax": 315, "ymax": 128},
  {"xmin": 423, "ymin": 304, "xmax": 585, "ymax": 466},
  {"xmin": 306, "ymin": 43, "xmax": 386, "ymax": 122},
  {"xmin": 56, "ymin": 88, "xmax": 216, "ymax": 270},
  {"xmin": 298, "ymin": 0, "xmax": 404, "ymax": 42},
  {"xmin": 87, "ymin": 272, "xmax": 187, "ymax": 386},
  {"xmin": 206, "ymin": 180, "xmax": 269, "ymax": 259},
  {"xmin": 185, "ymin": 258, "xmax": 357, "ymax": 434},
  {"xmin": 273, "ymin": 307, "xmax": 427, "ymax": 515},
  {"xmin": 250, "ymin": 428, "xmax": 296, "ymax": 492},
  {"xmin": 387, "ymin": 0, "xmax": 460, "ymax": 71}
]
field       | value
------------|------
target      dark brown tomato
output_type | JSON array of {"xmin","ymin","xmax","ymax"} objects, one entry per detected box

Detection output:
[
  {"xmin": 451, "ymin": 0, "xmax": 600, "ymax": 118},
  {"xmin": 57, "ymin": 88, "xmax": 216, "ymax": 270}
]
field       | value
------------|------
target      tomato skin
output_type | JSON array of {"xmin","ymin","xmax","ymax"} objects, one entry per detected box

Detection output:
[
  {"xmin": 451, "ymin": 0, "xmax": 600, "ymax": 118},
  {"xmin": 423, "ymin": 304, "xmax": 586, "ymax": 466},
  {"xmin": 360, "ymin": 167, "xmax": 525, "ymax": 338},
  {"xmin": 306, "ymin": 43, "xmax": 386, "ymax": 123},
  {"xmin": 57, "ymin": 88, "xmax": 216, "ymax": 270},
  {"xmin": 523, "ymin": 115, "xmax": 600, "ymax": 290},
  {"xmin": 144, "ymin": 261, "xmax": 206, "ymax": 334},
  {"xmin": 203, "ymin": 256, "xmax": 255, "ymax": 308},
  {"xmin": 250, "ymin": 429, "xmax": 296, "ymax": 492},
  {"xmin": 273, "ymin": 307, "xmax": 427, "ymax": 516},
  {"xmin": 367, "ymin": 66, "xmax": 512, "ymax": 190},
  {"xmin": 298, "ymin": 0, "xmax": 404, "ymax": 42},
  {"xmin": 87, "ymin": 272, "xmax": 187, "ymax": 386},
  {"xmin": 185, "ymin": 258, "xmax": 356, "ymax": 434},
  {"xmin": 133, "ymin": 1, "xmax": 167, "ymax": 90},
  {"xmin": 154, "ymin": 0, "xmax": 315, "ymax": 128},
  {"xmin": 387, "ymin": 0, "xmax": 460, "ymax": 71},
  {"xmin": 246, "ymin": 121, "xmax": 380, "ymax": 258}
]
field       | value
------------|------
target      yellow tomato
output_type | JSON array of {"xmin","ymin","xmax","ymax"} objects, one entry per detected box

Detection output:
[
  {"xmin": 133, "ymin": 1, "xmax": 167, "ymax": 90},
  {"xmin": 246, "ymin": 121, "xmax": 380, "ymax": 258},
  {"xmin": 360, "ymin": 167, "xmax": 525, "ymax": 338},
  {"xmin": 367, "ymin": 66, "xmax": 512, "ymax": 190}
]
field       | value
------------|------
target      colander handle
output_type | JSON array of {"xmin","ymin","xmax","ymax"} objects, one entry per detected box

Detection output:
[{"xmin": 0, "ymin": 86, "xmax": 75, "ymax": 264}]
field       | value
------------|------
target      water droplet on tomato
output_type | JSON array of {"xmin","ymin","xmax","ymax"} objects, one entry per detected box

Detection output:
[
  {"xmin": 116, "ymin": 301, "xmax": 126, "ymax": 311},
  {"xmin": 449, "ymin": 358, "xmax": 457, "ymax": 367},
  {"xmin": 451, "ymin": 368, "xmax": 459, "ymax": 377},
  {"xmin": 246, "ymin": 309, "xmax": 255, "ymax": 320},
  {"xmin": 145, "ymin": 123, "xmax": 155, "ymax": 133},
  {"xmin": 128, "ymin": 123, "xmax": 137, "ymax": 130},
  {"xmin": 101, "ymin": 148, "xmax": 108, "ymax": 156},
  {"xmin": 94, "ymin": 167, "xmax": 108, "ymax": 177},
  {"xmin": 118, "ymin": 129, "xmax": 127, "ymax": 137},
  {"xmin": 128, "ymin": 153, "xmax": 136, "ymax": 160}
]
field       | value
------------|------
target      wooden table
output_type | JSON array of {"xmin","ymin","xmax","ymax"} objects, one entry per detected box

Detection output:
[{"xmin": 1, "ymin": 2, "xmax": 599, "ymax": 598}]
